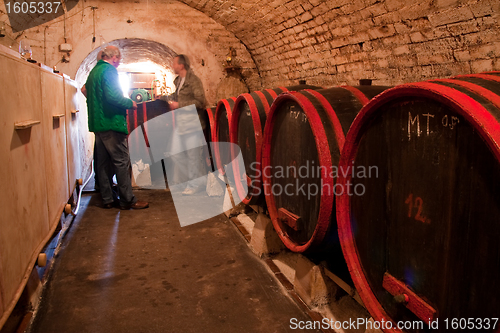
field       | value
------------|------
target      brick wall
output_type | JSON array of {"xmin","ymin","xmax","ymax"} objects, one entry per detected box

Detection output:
[{"xmin": 183, "ymin": 0, "xmax": 500, "ymax": 87}]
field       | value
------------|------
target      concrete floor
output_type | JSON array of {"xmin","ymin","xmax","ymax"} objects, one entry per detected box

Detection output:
[{"xmin": 29, "ymin": 189, "xmax": 320, "ymax": 333}]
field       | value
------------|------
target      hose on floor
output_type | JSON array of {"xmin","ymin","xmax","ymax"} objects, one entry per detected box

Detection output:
[{"xmin": 71, "ymin": 159, "xmax": 95, "ymax": 216}]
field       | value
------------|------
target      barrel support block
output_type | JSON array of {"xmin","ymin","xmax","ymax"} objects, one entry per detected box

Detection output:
[
  {"xmin": 293, "ymin": 255, "xmax": 339, "ymax": 308},
  {"xmin": 250, "ymin": 213, "xmax": 285, "ymax": 257}
]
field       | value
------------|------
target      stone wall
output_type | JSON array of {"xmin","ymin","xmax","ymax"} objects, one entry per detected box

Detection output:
[
  {"xmin": 182, "ymin": 0, "xmax": 500, "ymax": 87},
  {"xmin": 0, "ymin": 0, "xmax": 260, "ymax": 105},
  {"xmin": 1, "ymin": 0, "xmax": 499, "ymax": 91}
]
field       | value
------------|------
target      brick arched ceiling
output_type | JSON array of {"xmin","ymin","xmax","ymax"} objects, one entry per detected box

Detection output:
[
  {"xmin": 176, "ymin": 0, "xmax": 500, "ymax": 86},
  {"xmin": 3, "ymin": 0, "xmax": 499, "ymax": 87},
  {"xmin": 178, "ymin": 0, "xmax": 338, "ymax": 84}
]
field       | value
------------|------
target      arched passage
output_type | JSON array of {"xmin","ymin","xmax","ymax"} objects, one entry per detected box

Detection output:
[{"xmin": 75, "ymin": 38, "xmax": 178, "ymax": 87}]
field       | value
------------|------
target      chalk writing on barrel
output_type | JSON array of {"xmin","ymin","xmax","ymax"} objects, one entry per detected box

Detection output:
[
  {"xmin": 405, "ymin": 193, "xmax": 431, "ymax": 224},
  {"xmin": 289, "ymin": 109, "xmax": 308, "ymax": 123},
  {"xmin": 407, "ymin": 112, "xmax": 460, "ymax": 140}
]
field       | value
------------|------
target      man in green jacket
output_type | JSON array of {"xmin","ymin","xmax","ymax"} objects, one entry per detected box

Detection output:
[{"xmin": 83, "ymin": 45, "xmax": 149, "ymax": 209}]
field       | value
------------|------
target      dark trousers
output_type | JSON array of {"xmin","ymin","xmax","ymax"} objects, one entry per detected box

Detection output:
[{"xmin": 95, "ymin": 131, "xmax": 136, "ymax": 207}]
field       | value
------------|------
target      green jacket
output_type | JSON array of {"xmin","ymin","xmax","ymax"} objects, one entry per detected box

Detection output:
[{"xmin": 85, "ymin": 60, "xmax": 133, "ymax": 134}]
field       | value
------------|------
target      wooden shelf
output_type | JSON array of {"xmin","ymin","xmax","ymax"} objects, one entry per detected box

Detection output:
[
  {"xmin": 71, "ymin": 109, "xmax": 79, "ymax": 114},
  {"xmin": 38, "ymin": 63, "xmax": 53, "ymax": 72},
  {"xmin": 14, "ymin": 120, "xmax": 41, "ymax": 130},
  {"xmin": 52, "ymin": 114, "xmax": 65, "ymax": 119}
]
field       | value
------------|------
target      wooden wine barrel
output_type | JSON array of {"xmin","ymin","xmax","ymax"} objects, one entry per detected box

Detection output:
[
  {"xmin": 127, "ymin": 99, "xmax": 170, "ymax": 133},
  {"xmin": 204, "ymin": 106, "xmax": 216, "ymax": 144},
  {"xmin": 127, "ymin": 99, "xmax": 170, "ymax": 164},
  {"xmin": 213, "ymin": 90, "xmax": 294, "ymax": 174},
  {"xmin": 261, "ymin": 86, "xmax": 388, "ymax": 252},
  {"xmin": 336, "ymin": 72, "xmax": 500, "ymax": 332},
  {"xmin": 212, "ymin": 97, "xmax": 237, "ymax": 173},
  {"xmin": 203, "ymin": 106, "xmax": 216, "ymax": 170},
  {"xmin": 230, "ymin": 84, "xmax": 321, "ymax": 205}
]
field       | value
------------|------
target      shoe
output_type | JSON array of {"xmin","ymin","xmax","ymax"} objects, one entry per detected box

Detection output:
[
  {"xmin": 182, "ymin": 188, "xmax": 197, "ymax": 196},
  {"xmin": 103, "ymin": 199, "xmax": 120, "ymax": 209},
  {"xmin": 121, "ymin": 201, "xmax": 149, "ymax": 210}
]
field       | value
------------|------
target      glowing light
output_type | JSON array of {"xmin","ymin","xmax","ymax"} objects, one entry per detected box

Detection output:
[
  {"xmin": 117, "ymin": 61, "xmax": 175, "ymax": 98},
  {"xmin": 118, "ymin": 72, "xmax": 130, "ymax": 98}
]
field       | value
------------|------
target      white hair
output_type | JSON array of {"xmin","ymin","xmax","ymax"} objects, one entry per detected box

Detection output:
[{"xmin": 101, "ymin": 46, "xmax": 120, "ymax": 59}]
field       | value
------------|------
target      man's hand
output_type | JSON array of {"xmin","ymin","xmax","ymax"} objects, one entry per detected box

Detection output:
[
  {"xmin": 169, "ymin": 101, "xmax": 179, "ymax": 109},
  {"xmin": 131, "ymin": 101, "xmax": 138, "ymax": 110}
]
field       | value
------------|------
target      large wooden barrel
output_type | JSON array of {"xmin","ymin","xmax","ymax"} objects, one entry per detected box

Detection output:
[
  {"xmin": 230, "ymin": 84, "xmax": 321, "ymax": 205},
  {"xmin": 203, "ymin": 106, "xmax": 216, "ymax": 170},
  {"xmin": 336, "ymin": 72, "xmax": 500, "ymax": 332},
  {"xmin": 262, "ymin": 86, "xmax": 388, "ymax": 252},
  {"xmin": 127, "ymin": 99, "xmax": 170, "ymax": 164},
  {"xmin": 212, "ymin": 97, "xmax": 237, "ymax": 173},
  {"xmin": 127, "ymin": 99, "xmax": 170, "ymax": 133}
]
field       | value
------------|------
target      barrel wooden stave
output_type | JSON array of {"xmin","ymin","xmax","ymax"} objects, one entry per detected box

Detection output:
[
  {"xmin": 203, "ymin": 107, "xmax": 216, "ymax": 170},
  {"xmin": 213, "ymin": 97, "xmax": 237, "ymax": 173},
  {"xmin": 236, "ymin": 95, "xmax": 262, "ymax": 193}
]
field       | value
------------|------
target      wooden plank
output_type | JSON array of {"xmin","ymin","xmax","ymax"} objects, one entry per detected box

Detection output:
[
  {"xmin": 63, "ymin": 77, "xmax": 81, "ymax": 196},
  {"xmin": 383, "ymin": 272, "xmax": 437, "ymax": 322},
  {"xmin": 40, "ymin": 70, "xmax": 69, "ymax": 229},
  {"xmin": 323, "ymin": 267, "xmax": 365, "ymax": 308},
  {"xmin": 0, "ymin": 44, "xmax": 20, "ymax": 59},
  {"xmin": 14, "ymin": 120, "xmax": 41, "ymax": 130},
  {"xmin": 38, "ymin": 63, "xmax": 53, "ymax": 73},
  {"xmin": 0, "ymin": 249, "xmax": 3, "ymax": 321},
  {"xmin": 0, "ymin": 53, "xmax": 49, "ymax": 326}
]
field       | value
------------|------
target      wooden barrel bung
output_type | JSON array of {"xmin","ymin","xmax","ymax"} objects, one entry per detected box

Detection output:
[
  {"xmin": 37, "ymin": 253, "xmax": 47, "ymax": 267},
  {"xmin": 337, "ymin": 72, "xmax": 500, "ymax": 332},
  {"xmin": 262, "ymin": 86, "xmax": 388, "ymax": 252},
  {"xmin": 230, "ymin": 84, "xmax": 321, "ymax": 205}
]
